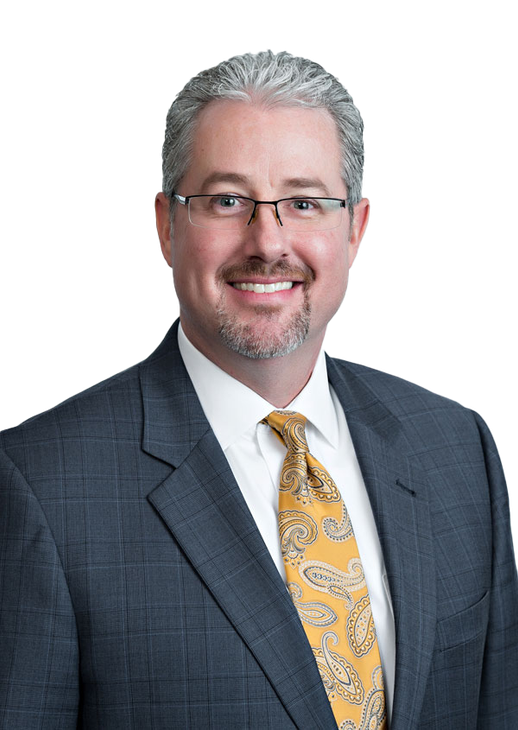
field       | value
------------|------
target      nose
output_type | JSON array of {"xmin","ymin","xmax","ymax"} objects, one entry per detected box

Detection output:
[
  {"xmin": 241, "ymin": 202, "xmax": 289, "ymax": 263},
  {"xmin": 247, "ymin": 201, "xmax": 283, "ymax": 227}
]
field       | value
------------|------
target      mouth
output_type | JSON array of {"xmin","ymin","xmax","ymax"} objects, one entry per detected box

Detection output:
[
  {"xmin": 230, "ymin": 281, "xmax": 295, "ymax": 294},
  {"xmin": 220, "ymin": 261, "xmax": 312, "ymax": 301}
]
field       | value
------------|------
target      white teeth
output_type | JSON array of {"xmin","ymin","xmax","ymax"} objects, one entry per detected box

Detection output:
[{"xmin": 232, "ymin": 281, "xmax": 294, "ymax": 293}]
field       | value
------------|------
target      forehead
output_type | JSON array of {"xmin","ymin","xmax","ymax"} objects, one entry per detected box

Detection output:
[{"xmin": 181, "ymin": 100, "xmax": 345, "ymax": 195}]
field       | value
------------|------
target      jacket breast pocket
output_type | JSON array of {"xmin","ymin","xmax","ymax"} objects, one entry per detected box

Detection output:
[
  {"xmin": 419, "ymin": 592, "xmax": 491, "ymax": 727},
  {"xmin": 437, "ymin": 590, "xmax": 490, "ymax": 652}
]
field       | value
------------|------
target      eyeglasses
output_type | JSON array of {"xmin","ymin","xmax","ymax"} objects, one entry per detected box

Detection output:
[{"xmin": 172, "ymin": 193, "xmax": 348, "ymax": 231}]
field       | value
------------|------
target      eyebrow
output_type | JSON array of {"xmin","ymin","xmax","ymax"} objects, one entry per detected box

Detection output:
[
  {"xmin": 200, "ymin": 172, "xmax": 251, "ymax": 192},
  {"xmin": 199, "ymin": 172, "xmax": 332, "ymax": 197},
  {"xmin": 282, "ymin": 177, "xmax": 332, "ymax": 196}
]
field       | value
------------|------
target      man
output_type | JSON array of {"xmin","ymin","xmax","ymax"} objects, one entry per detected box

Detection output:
[{"xmin": 0, "ymin": 51, "xmax": 516, "ymax": 730}]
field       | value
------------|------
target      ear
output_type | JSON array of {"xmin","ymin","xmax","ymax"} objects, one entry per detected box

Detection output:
[
  {"xmin": 347, "ymin": 197, "xmax": 370, "ymax": 268},
  {"xmin": 155, "ymin": 192, "xmax": 172, "ymax": 267}
]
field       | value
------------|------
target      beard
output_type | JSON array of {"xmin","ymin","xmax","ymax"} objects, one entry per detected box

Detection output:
[
  {"xmin": 215, "ymin": 260, "xmax": 313, "ymax": 360},
  {"xmin": 217, "ymin": 297, "xmax": 312, "ymax": 359}
]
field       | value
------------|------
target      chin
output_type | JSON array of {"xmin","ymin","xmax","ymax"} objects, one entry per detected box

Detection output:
[{"xmin": 217, "ymin": 303, "xmax": 311, "ymax": 360}]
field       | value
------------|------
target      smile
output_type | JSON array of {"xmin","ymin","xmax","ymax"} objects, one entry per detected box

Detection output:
[{"xmin": 231, "ymin": 282, "xmax": 294, "ymax": 293}]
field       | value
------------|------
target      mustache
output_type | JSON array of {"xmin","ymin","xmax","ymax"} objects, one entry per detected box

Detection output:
[{"xmin": 219, "ymin": 260, "xmax": 315, "ymax": 286}]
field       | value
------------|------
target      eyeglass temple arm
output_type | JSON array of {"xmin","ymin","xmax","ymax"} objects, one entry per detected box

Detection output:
[{"xmin": 172, "ymin": 193, "xmax": 187, "ymax": 205}]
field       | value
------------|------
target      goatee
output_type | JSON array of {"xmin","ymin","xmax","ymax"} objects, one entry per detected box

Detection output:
[{"xmin": 216, "ymin": 260, "xmax": 314, "ymax": 360}]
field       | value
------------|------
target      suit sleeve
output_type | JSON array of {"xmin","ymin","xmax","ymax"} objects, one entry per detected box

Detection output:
[
  {"xmin": 0, "ymin": 448, "xmax": 79, "ymax": 729},
  {"xmin": 472, "ymin": 413, "xmax": 518, "ymax": 728}
]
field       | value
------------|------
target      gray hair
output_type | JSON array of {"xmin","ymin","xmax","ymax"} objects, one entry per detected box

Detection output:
[{"xmin": 162, "ymin": 50, "xmax": 364, "ymax": 211}]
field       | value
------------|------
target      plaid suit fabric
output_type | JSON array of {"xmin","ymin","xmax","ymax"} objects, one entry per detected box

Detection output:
[
  {"xmin": 0, "ymin": 372, "xmax": 304, "ymax": 729},
  {"xmin": 1, "ymin": 321, "xmax": 517, "ymax": 729},
  {"xmin": 326, "ymin": 358, "xmax": 518, "ymax": 729}
]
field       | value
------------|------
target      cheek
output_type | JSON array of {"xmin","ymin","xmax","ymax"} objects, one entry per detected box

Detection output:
[
  {"xmin": 311, "ymin": 240, "xmax": 350, "ymax": 312},
  {"xmin": 313, "ymin": 235, "xmax": 349, "ymax": 281},
  {"xmin": 171, "ymin": 229, "xmax": 232, "ymax": 304}
]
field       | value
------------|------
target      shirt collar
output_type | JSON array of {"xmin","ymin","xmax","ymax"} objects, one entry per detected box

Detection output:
[{"xmin": 178, "ymin": 323, "xmax": 339, "ymax": 451}]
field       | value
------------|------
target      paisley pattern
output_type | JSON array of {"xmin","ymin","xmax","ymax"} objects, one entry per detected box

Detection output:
[
  {"xmin": 279, "ymin": 510, "xmax": 318, "ymax": 566},
  {"xmin": 299, "ymin": 558, "xmax": 365, "ymax": 603},
  {"xmin": 313, "ymin": 632, "xmax": 364, "ymax": 705},
  {"xmin": 323, "ymin": 501, "xmax": 354, "ymax": 542},
  {"xmin": 266, "ymin": 410, "xmax": 340, "ymax": 503},
  {"xmin": 305, "ymin": 462, "xmax": 342, "ymax": 502},
  {"xmin": 288, "ymin": 583, "xmax": 338, "ymax": 628},
  {"xmin": 299, "ymin": 559, "xmax": 366, "ymax": 607},
  {"xmin": 340, "ymin": 667, "xmax": 386, "ymax": 730},
  {"xmin": 347, "ymin": 596, "xmax": 376, "ymax": 657},
  {"xmin": 263, "ymin": 410, "xmax": 386, "ymax": 730},
  {"xmin": 280, "ymin": 451, "xmax": 316, "ymax": 503}
]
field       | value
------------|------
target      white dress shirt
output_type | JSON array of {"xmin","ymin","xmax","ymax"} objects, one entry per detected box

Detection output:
[{"xmin": 178, "ymin": 324, "xmax": 396, "ymax": 720}]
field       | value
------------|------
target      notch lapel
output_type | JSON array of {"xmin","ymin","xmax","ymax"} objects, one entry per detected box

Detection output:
[
  {"xmin": 140, "ymin": 324, "xmax": 337, "ymax": 730},
  {"xmin": 327, "ymin": 357, "xmax": 437, "ymax": 730}
]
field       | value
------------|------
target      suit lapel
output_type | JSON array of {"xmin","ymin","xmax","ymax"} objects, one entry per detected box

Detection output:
[
  {"xmin": 140, "ymin": 323, "xmax": 337, "ymax": 730},
  {"xmin": 327, "ymin": 357, "xmax": 437, "ymax": 730}
]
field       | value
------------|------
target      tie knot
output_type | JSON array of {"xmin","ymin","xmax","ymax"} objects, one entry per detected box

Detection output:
[{"xmin": 263, "ymin": 410, "xmax": 309, "ymax": 453}]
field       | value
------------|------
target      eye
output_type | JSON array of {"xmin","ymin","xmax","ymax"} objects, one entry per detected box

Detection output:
[
  {"xmin": 208, "ymin": 195, "xmax": 250, "ymax": 216},
  {"xmin": 291, "ymin": 199, "xmax": 314, "ymax": 211},
  {"xmin": 215, "ymin": 196, "xmax": 239, "ymax": 208},
  {"xmin": 286, "ymin": 198, "xmax": 322, "ymax": 215}
]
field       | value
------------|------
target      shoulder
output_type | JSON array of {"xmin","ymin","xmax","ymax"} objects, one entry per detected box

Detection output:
[
  {"xmin": 327, "ymin": 358, "xmax": 507, "ymax": 502},
  {"xmin": 0, "ymin": 362, "xmax": 143, "ymax": 468},
  {"xmin": 1, "ymin": 323, "xmax": 182, "ymax": 458},
  {"xmin": 329, "ymin": 355, "xmax": 470, "ymax": 411},
  {"xmin": 327, "ymin": 355, "xmax": 489, "ymax": 448}
]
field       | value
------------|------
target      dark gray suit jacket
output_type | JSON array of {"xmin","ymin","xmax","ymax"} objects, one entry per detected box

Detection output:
[{"xmin": 1, "ymin": 321, "xmax": 517, "ymax": 729}]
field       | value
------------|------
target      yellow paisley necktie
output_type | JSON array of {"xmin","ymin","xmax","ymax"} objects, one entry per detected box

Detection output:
[{"xmin": 263, "ymin": 410, "xmax": 387, "ymax": 730}]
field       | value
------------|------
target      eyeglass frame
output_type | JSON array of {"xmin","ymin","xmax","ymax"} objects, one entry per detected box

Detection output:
[{"xmin": 172, "ymin": 192, "xmax": 348, "ymax": 229}]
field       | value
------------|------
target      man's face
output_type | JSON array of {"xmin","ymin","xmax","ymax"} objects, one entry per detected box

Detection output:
[{"xmin": 156, "ymin": 100, "xmax": 368, "ymax": 367}]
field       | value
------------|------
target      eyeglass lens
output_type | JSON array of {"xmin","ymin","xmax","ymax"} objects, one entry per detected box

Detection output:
[{"xmin": 187, "ymin": 195, "xmax": 343, "ymax": 231}]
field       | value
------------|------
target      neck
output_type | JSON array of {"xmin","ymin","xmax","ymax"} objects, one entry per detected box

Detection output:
[
  {"xmin": 181, "ymin": 320, "xmax": 324, "ymax": 408},
  {"xmin": 218, "ymin": 347, "xmax": 322, "ymax": 408}
]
